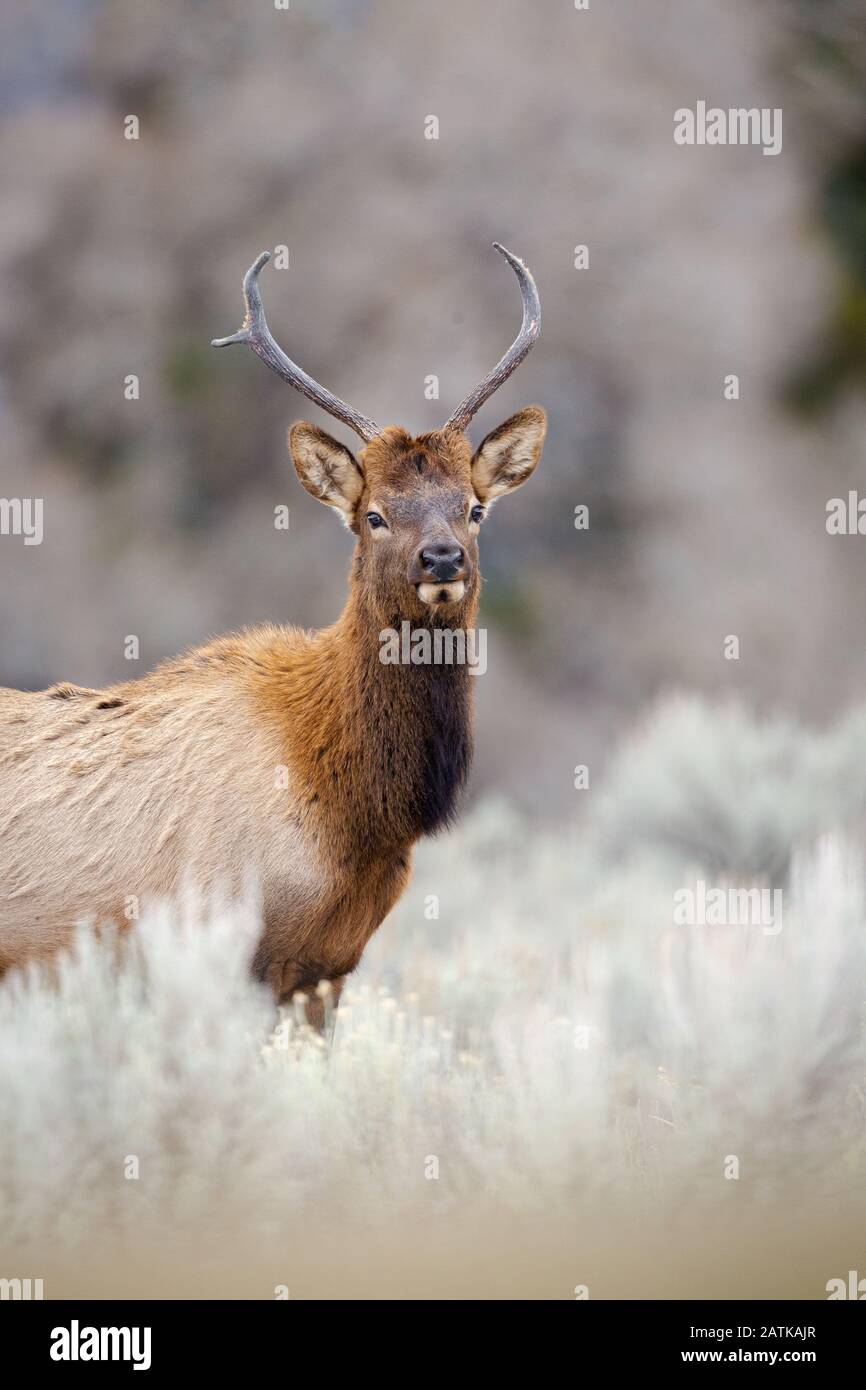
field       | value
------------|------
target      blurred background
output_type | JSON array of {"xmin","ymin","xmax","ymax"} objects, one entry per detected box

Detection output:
[{"xmin": 1, "ymin": 0, "xmax": 865, "ymax": 816}]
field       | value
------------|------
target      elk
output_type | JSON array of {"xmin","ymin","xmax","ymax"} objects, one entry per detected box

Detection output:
[{"xmin": 0, "ymin": 244, "xmax": 545, "ymax": 1014}]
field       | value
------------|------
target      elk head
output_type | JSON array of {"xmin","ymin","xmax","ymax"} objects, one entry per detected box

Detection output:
[{"xmin": 213, "ymin": 243, "xmax": 545, "ymax": 621}]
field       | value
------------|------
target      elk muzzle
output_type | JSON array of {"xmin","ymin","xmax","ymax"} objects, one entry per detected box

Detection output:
[{"xmin": 411, "ymin": 541, "xmax": 471, "ymax": 606}]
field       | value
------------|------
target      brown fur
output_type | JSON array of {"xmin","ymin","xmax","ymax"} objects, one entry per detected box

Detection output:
[{"xmin": 0, "ymin": 411, "xmax": 545, "ymax": 1001}]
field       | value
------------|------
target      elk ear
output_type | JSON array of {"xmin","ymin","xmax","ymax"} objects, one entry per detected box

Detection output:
[
  {"xmin": 289, "ymin": 422, "xmax": 365, "ymax": 523},
  {"xmin": 471, "ymin": 406, "xmax": 546, "ymax": 503}
]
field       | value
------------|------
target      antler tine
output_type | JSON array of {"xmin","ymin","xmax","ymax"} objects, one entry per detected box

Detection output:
[
  {"xmin": 212, "ymin": 251, "xmax": 380, "ymax": 443},
  {"xmin": 445, "ymin": 242, "xmax": 541, "ymax": 435}
]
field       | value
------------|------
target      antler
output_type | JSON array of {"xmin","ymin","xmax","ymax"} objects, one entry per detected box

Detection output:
[
  {"xmin": 445, "ymin": 242, "xmax": 541, "ymax": 434},
  {"xmin": 212, "ymin": 251, "xmax": 381, "ymax": 443}
]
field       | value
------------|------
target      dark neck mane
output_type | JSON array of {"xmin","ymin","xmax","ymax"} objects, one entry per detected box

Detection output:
[{"xmin": 300, "ymin": 582, "xmax": 477, "ymax": 856}]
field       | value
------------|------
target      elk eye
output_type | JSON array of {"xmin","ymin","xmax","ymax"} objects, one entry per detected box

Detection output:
[
  {"xmin": 470, "ymin": 504, "xmax": 485, "ymax": 524},
  {"xmin": 366, "ymin": 512, "xmax": 386, "ymax": 529}
]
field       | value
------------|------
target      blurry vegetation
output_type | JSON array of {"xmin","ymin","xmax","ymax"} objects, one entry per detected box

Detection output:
[
  {"xmin": 782, "ymin": 1, "xmax": 866, "ymax": 414},
  {"xmin": 783, "ymin": 149, "xmax": 866, "ymax": 414},
  {"xmin": 3, "ymin": 695, "xmax": 866, "ymax": 1297},
  {"xmin": 478, "ymin": 577, "xmax": 537, "ymax": 643},
  {"xmin": 161, "ymin": 341, "xmax": 215, "ymax": 402}
]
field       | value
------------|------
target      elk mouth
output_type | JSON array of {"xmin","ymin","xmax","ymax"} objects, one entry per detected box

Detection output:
[{"xmin": 415, "ymin": 580, "xmax": 467, "ymax": 607}]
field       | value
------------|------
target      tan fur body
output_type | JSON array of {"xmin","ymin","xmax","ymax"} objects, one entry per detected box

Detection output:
[
  {"xmin": 0, "ymin": 419, "xmax": 545, "ymax": 999},
  {"xmin": 0, "ymin": 619, "xmax": 418, "ymax": 997}
]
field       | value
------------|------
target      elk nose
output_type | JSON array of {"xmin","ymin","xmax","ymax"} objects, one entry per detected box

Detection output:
[{"xmin": 419, "ymin": 543, "xmax": 465, "ymax": 582}]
